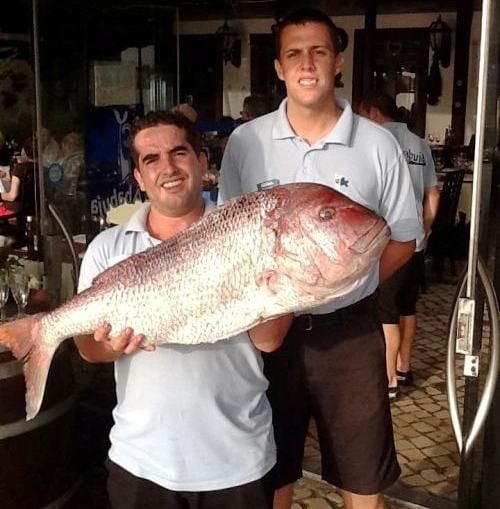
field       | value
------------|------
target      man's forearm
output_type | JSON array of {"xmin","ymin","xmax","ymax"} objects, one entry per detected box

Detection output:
[
  {"xmin": 423, "ymin": 186, "xmax": 440, "ymax": 233},
  {"xmin": 379, "ymin": 239, "xmax": 415, "ymax": 282},
  {"xmin": 248, "ymin": 314, "xmax": 294, "ymax": 352}
]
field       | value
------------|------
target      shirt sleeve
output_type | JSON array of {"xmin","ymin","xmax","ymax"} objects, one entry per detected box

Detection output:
[
  {"xmin": 217, "ymin": 133, "xmax": 243, "ymax": 205},
  {"xmin": 77, "ymin": 235, "xmax": 110, "ymax": 293},
  {"xmin": 380, "ymin": 152, "xmax": 422, "ymax": 243}
]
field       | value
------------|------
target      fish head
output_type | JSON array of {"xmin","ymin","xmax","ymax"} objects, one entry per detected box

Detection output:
[{"xmin": 271, "ymin": 183, "xmax": 390, "ymax": 298}]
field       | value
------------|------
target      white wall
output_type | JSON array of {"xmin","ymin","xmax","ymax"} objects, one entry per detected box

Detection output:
[{"xmin": 180, "ymin": 11, "xmax": 481, "ymax": 142}]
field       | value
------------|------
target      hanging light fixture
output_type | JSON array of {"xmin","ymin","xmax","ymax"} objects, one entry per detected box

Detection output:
[
  {"xmin": 429, "ymin": 15, "xmax": 452, "ymax": 68},
  {"xmin": 216, "ymin": 21, "xmax": 241, "ymax": 67},
  {"xmin": 427, "ymin": 15, "xmax": 452, "ymax": 106}
]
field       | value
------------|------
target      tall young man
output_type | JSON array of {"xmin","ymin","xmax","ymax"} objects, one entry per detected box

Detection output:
[
  {"xmin": 219, "ymin": 8, "xmax": 421, "ymax": 509},
  {"xmin": 75, "ymin": 111, "xmax": 290, "ymax": 509}
]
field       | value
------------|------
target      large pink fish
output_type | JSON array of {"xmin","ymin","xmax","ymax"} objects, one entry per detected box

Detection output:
[{"xmin": 0, "ymin": 183, "xmax": 390, "ymax": 420}]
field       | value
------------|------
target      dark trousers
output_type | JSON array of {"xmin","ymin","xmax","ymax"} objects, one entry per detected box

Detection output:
[{"xmin": 106, "ymin": 459, "xmax": 274, "ymax": 509}]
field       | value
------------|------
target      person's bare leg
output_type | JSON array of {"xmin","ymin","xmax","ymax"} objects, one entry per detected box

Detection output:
[
  {"xmin": 382, "ymin": 323, "xmax": 400, "ymax": 389},
  {"xmin": 339, "ymin": 490, "xmax": 387, "ymax": 509},
  {"xmin": 398, "ymin": 315, "xmax": 417, "ymax": 373},
  {"xmin": 273, "ymin": 484, "xmax": 294, "ymax": 509}
]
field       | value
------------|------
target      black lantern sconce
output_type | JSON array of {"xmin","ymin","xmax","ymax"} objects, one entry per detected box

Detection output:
[
  {"xmin": 429, "ymin": 15, "xmax": 452, "ymax": 67},
  {"xmin": 427, "ymin": 15, "xmax": 452, "ymax": 106},
  {"xmin": 216, "ymin": 21, "xmax": 241, "ymax": 68}
]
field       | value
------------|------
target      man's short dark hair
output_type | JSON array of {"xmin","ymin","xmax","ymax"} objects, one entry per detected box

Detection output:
[
  {"xmin": 129, "ymin": 111, "xmax": 202, "ymax": 166},
  {"xmin": 358, "ymin": 90, "xmax": 399, "ymax": 121},
  {"xmin": 272, "ymin": 7, "xmax": 348, "ymax": 57}
]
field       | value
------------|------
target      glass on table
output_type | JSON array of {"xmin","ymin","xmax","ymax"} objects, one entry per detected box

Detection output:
[
  {"xmin": 9, "ymin": 271, "xmax": 30, "ymax": 318},
  {"xmin": 0, "ymin": 269, "xmax": 9, "ymax": 322}
]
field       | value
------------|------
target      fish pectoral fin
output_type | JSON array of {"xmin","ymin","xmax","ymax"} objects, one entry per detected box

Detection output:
[{"xmin": 255, "ymin": 270, "xmax": 280, "ymax": 295}]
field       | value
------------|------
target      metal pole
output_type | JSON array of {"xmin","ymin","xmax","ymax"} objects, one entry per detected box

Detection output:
[
  {"xmin": 465, "ymin": 0, "xmax": 492, "ymax": 299},
  {"xmin": 31, "ymin": 0, "xmax": 46, "ymax": 238},
  {"xmin": 176, "ymin": 7, "xmax": 180, "ymax": 106}
]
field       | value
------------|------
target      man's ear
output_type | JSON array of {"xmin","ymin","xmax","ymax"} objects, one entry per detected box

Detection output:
[
  {"xmin": 274, "ymin": 59, "xmax": 285, "ymax": 81},
  {"xmin": 134, "ymin": 167, "xmax": 146, "ymax": 192},
  {"xmin": 334, "ymin": 52, "xmax": 344, "ymax": 76}
]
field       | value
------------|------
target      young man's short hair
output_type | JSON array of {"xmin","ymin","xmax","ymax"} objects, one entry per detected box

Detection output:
[{"xmin": 272, "ymin": 7, "xmax": 348, "ymax": 57}]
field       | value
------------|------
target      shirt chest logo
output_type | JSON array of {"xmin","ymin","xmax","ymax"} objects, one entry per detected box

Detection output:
[{"xmin": 334, "ymin": 175, "xmax": 350, "ymax": 188}]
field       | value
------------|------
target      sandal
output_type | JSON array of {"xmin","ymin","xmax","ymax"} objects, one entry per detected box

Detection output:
[
  {"xmin": 388, "ymin": 385, "xmax": 399, "ymax": 401},
  {"xmin": 396, "ymin": 370, "xmax": 414, "ymax": 386}
]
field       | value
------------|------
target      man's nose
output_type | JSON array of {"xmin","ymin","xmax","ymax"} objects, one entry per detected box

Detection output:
[
  {"xmin": 160, "ymin": 154, "xmax": 177, "ymax": 174},
  {"xmin": 300, "ymin": 51, "xmax": 315, "ymax": 70}
]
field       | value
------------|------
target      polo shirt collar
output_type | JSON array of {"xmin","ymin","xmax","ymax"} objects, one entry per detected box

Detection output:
[
  {"xmin": 124, "ymin": 199, "xmax": 216, "ymax": 234},
  {"xmin": 271, "ymin": 97, "xmax": 354, "ymax": 146}
]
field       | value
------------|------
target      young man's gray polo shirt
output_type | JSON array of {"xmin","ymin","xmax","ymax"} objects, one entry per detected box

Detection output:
[{"xmin": 219, "ymin": 98, "xmax": 421, "ymax": 314}]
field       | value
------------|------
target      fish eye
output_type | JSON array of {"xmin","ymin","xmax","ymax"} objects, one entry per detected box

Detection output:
[{"xmin": 319, "ymin": 207, "xmax": 335, "ymax": 221}]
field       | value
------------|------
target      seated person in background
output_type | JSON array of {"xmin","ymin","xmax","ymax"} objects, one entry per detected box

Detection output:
[
  {"xmin": 0, "ymin": 137, "xmax": 35, "ymax": 217},
  {"xmin": 59, "ymin": 132, "xmax": 85, "ymax": 197},
  {"xmin": 40, "ymin": 127, "xmax": 60, "ymax": 168},
  {"xmin": 239, "ymin": 94, "xmax": 271, "ymax": 122},
  {"xmin": 49, "ymin": 131, "xmax": 85, "ymax": 233},
  {"xmin": 21, "ymin": 127, "xmax": 59, "ymax": 168}
]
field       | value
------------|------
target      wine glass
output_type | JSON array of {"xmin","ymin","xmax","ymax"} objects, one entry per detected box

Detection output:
[
  {"xmin": 9, "ymin": 272, "xmax": 30, "ymax": 318},
  {"xmin": 0, "ymin": 269, "xmax": 9, "ymax": 322}
]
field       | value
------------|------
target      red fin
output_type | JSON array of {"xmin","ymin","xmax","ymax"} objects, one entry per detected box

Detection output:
[{"xmin": 0, "ymin": 313, "xmax": 55, "ymax": 420}]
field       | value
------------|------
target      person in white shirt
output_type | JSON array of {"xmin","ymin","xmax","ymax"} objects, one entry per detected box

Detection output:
[{"xmin": 76, "ymin": 111, "xmax": 290, "ymax": 509}]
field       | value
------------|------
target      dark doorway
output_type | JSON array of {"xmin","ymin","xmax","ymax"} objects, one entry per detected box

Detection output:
[
  {"xmin": 250, "ymin": 34, "xmax": 285, "ymax": 110},
  {"xmin": 179, "ymin": 35, "xmax": 222, "ymax": 121},
  {"xmin": 353, "ymin": 28, "xmax": 429, "ymax": 137}
]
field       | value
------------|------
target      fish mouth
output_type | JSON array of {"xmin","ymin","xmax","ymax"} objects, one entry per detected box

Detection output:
[{"xmin": 349, "ymin": 220, "xmax": 389, "ymax": 254}]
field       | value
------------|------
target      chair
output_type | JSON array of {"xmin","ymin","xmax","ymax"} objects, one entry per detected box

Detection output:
[{"xmin": 426, "ymin": 169, "xmax": 466, "ymax": 282}]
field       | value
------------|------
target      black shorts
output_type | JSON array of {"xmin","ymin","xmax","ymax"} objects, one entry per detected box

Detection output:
[
  {"xmin": 263, "ymin": 296, "xmax": 400, "ymax": 495},
  {"xmin": 106, "ymin": 459, "xmax": 274, "ymax": 509},
  {"xmin": 377, "ymin": 252, "xmax": 424, "ymax": 323}
]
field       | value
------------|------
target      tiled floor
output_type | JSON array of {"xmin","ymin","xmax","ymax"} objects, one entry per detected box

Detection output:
[{"xmin": 300, "ymin": 276, "xmax": 469, "ymax": 509}]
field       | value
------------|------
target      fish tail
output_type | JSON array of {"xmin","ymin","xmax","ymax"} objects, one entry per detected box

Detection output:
[{"xmin": 0, "ymin": 313, "xmax": 54, "ymax": 420}]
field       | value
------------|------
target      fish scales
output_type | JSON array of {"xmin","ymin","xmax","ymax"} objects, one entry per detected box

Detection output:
[{"xmin": 40, "ymin": 190, "xmax": 281, "ymax": 346}]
